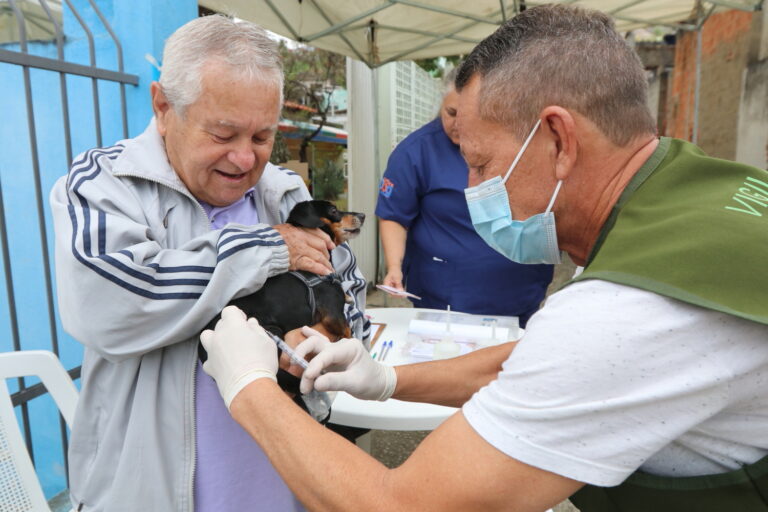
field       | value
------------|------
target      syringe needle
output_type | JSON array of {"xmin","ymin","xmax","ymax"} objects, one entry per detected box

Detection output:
[{"xmin": 265, "ymin": 331, "xmax": 309, "ymax": 369}]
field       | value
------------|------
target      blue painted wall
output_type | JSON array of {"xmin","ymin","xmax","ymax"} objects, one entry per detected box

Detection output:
[{"xmin": 0, "ymin": 0, "xmax": 196, "ymax": 499}]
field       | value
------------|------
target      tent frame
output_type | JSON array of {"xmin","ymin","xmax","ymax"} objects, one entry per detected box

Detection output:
[{"xmin": 258, "ymin": 0, "xmax": 764, "ymax": 68}]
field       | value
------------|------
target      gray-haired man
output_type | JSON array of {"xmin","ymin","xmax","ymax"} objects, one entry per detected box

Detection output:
[
  {"xmin": 200, "ymin": 5, "xmax": 768, "ymax": 512},
  {"xmin": 51, "ymin": 15, "xmax": 367, "ymax": 512}
]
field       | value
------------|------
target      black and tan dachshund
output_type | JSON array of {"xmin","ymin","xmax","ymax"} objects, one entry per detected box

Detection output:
[{"xmin": 199, "ymin": 200, "xmax": 365, "ymax": 413}]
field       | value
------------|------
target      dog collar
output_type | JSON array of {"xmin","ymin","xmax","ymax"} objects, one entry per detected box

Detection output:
[{"xmin": 288, "ymin": 271, "xmax": 342, "ymax": 318}]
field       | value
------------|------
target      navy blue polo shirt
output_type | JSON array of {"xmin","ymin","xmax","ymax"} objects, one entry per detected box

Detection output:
[{"xmin": 375, "ymin": 118, "xmax": 553, "ymax": 326}]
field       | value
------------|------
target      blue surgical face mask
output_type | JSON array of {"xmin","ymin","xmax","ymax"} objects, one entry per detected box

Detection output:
[{"xmin": 464, "ymin": 119, "xmax": 563, "ymax": 265}]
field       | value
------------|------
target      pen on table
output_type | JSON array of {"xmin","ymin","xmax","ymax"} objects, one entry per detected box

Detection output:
[
  {"xmin": 381, "ymin": 340, "xmax": 393, "ymax": 362},
  {"xmin": 377, "ymin": 340, "xmax": 388, "ymax": 360}
]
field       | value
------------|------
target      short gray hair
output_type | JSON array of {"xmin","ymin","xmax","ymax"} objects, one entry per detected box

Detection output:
[
  {"xmin": 160, "ymin": 15, "xmax": 283, "ymax": 114},
  {"xmin": 442, "ymin": 66, "xmax": 459, "ymax": 96},
  {"xmin": 456, "ymin": 5, "xmax": 655, "ymax": 146}
]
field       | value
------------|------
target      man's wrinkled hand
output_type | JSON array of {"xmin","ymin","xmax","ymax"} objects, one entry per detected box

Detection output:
[
  {"xmin": 273, "ymin": 223, "xmax": 335, "ymax": 276},
  {"xmin": 294, "ymin": 334, "xmax": 397, "ymax": 401},
  {"xmin": 200, "ymin": 306, "xmax": 279, "ymax": 410}
]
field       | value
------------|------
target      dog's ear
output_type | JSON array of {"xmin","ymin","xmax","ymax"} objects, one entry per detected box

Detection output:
[{"xmin": 287, "ymin": 201, "xmax": 326, "ymax": 229}]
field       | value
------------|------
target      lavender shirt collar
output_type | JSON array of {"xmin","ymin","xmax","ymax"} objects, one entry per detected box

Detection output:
[{"xmin": 198, "ymin": 188, "xmax": 260, "ymax": 230}]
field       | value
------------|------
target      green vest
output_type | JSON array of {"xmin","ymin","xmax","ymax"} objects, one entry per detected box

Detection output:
[
  {"xmin": 571, "ymin": 456, "xmax": 768, "ymax": 512},
  {"xmin": 567, "ymin": 138, "xmax": 768, "ymax": 511}
]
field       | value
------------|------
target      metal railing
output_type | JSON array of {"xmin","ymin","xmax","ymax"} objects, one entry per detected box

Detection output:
[{"xmin": 0, "ymin": 0, "xmax": 137, "ymax": 491}]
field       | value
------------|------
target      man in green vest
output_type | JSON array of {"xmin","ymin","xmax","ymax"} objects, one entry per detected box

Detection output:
[{"xmin": 198, "ymin": 4, "xmax": 768, "ymax": 511}]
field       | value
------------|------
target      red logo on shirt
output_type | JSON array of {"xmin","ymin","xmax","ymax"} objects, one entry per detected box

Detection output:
[{"xmin": 380, "ymin": 177, "xmax": 394, "ymax": 198}]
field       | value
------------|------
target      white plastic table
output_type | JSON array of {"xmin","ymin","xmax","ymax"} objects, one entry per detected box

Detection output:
[{"xmin": 329, "ymin": 307, "xmax": 516, "ymax": 431}]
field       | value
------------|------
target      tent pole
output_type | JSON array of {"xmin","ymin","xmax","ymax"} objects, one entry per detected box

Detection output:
[
  {"xmin": 311, "ymin": 1, "xmax": 368, "ymax": 62},
  {"xmin": 373, "ymin": 66, "xmax": 380, "ymax": 188},
  {"xmin": 264, "ymin": 0, "xmax": 301, "ymax": 40},
  {"xmin": 305, "ymin": 3, "xmax": 392, "ymax": 42},
  {"xmin": 393, "ymin": 0, "xmax": 498, "ymax": 25},
  {"xmin": 346, "ymin": 58, "xmax": 379, "ymax": 283},
  {"xmin": 373, "ymin": 64, "xmax": 381, "ymax": 281},
  {"xmin": 705, "ymin": 0, "xmax": 762, "ymax": 11}
]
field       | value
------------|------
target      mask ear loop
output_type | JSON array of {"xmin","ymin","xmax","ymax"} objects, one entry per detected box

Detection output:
[
  {"xmin": 502, "ymin": 119, "xmax": 542, "ymax": 183},
  {"xmin": 545, "ymin": 180, "xmax": 563, "ymax": 213}
]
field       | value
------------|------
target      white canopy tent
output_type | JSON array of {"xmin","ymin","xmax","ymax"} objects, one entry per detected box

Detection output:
[
  {"xmin": 0, "ymin": 0, "xmax": 62, "ymax": 44},
  {"xmin": 199, "ymin": 0, "xmax": 764, "ymax": 67},
  {"xmin": 199, "ymin": 0, "xmax": 765, "ymax": 280}
]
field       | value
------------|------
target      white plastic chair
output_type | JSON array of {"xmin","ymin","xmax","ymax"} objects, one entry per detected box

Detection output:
[{"xmin": 0, "ymin": 350, "xmax": 78, "ymax": 512}]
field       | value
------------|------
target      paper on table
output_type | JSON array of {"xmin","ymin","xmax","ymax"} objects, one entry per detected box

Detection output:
[
  {"xmin": 408, "ymin": 319, "xmax": 511, "ymax": 343},
  {"xmin": 410, "ymin": 341, "xmax": 473, "ymax": 361},
  {"xmin": 375, "ymin": 284, "xmax": 422, "ymax": 300}
]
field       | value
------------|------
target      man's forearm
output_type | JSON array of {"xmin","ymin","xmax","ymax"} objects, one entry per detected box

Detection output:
[
  {"xmin": 392, "ymin": 342, "xmax": 516, "ymax": 407},
  {"xmin": 230, "ymin": 365, "xmax": 576, "ymax": 512},
  {"xmin": 230, "ymin": 379, "xmax": 395, "ymax": 511}
]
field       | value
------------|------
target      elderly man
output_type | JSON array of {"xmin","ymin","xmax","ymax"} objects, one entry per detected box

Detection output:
[
  {"xmin": 199, "ymin": 4, "xmax": 768, "ymax": 512},
  {"xmin": 50, "ymin": 15, "xmax": 367, "ymax": 512}
]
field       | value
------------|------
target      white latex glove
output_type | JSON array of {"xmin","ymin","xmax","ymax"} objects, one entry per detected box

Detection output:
[
  {"xmin": 295, "ymin": 327, "xmax": 397, "ymax": 401},
  {"xmin": 200, "ymin": 306, "xmax": 278, "ymax": 409}
]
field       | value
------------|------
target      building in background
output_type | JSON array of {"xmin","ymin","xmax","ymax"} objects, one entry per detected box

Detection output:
[
  {"xmin": 343, "ymin": 59, "xmax": 443, "ymax": 283},
  {"xmin": 639, "ymin": 8, "xmax": 768, "ymax": 169},
  {"xmin": 274, "ymin": 97, "xmax": 349, "ymax": 207},
  {"xmin": 318, "ymin": 87, "xmax": 348, "ymax": 127},
  {"xmin": 374, "ymin": 60, "xmax": 443, "ymax": 175},
  {"xmin": 276, "ymin": 117, "xmax": 349, "ymax": 207}
]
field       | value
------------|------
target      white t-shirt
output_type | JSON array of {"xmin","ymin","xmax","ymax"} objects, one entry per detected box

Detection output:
[{"xmin": 463, "ymin": 280, "xmax": 768, "ymax": 487}]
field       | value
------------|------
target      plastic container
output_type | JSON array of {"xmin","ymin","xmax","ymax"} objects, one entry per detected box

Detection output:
[{"xmin": 432, "ymin": 335, "xmax": 461, "ymax": 360}]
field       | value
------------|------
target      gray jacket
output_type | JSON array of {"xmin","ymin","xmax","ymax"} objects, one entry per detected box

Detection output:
[{"xmin": 50, "ymin": 119, "xmax": 368, "ymax": 511}]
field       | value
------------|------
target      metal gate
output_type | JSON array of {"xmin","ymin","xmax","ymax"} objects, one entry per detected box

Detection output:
[{"xmin": 0, "ymin": 0, "xmax": 137, "ymax": 499}]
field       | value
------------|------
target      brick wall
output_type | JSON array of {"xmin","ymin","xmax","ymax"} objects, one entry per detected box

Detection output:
[{"xmin": 666, "ymin": 10, "xmax": 757, "ymax": 159}]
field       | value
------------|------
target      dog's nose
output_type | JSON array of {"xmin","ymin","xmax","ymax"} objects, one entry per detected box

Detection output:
[{"xmin": 357, "ymin": 213, "xmax": 366, "ymax": 223}]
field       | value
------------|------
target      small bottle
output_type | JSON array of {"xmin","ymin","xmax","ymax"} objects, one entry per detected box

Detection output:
[
  {"xmin": 433, "ymin": 334, "xmax": 461, "ymax": 359},
  {"xmin": 433, "ymin": 306, "xmax": 460, "ymax": 359}
]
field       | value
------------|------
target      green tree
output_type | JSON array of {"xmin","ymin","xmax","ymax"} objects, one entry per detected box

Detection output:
[
  {"xmin": 279, "ymin": 42, "xmax": 346, "ymax": 162},
  {"xmin": 415, "ymin": 55, "xmax": 464, "ymax": 78},
  {"xmin": 269, "ymin": 131, "xmax": 291, "ymax": 165},
  {"xmin": 312, "ymin": 159, "xmax": 346, "ymax": 201}
]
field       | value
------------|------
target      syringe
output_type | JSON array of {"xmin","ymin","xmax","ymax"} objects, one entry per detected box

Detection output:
[
  {"xmin": 264, "ymin": 330, "xmax": 310, "ymax": 369},
  {"xmin": 264, "ymin": 329, "xmax": 334, "ymax": 419}
]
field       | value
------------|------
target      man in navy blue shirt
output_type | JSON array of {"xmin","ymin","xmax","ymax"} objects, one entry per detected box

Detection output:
[{"xmin": 376, "ymin": 70, "xmax": 553, "ymax": 327}]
